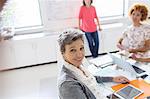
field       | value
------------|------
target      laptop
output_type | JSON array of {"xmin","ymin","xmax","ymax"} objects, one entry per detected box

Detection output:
[
  {"xmin": 114, "ymin": 84, "xmax": 144, "ymax": 99},
  {"xmin": 107, "ymin": 53, "xmax": 146, "ymax": 77}
]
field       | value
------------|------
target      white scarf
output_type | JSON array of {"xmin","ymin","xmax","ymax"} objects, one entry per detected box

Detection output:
[{"xmin": 63, "ymin": 61, "xmax": 106, "ymax": 99}]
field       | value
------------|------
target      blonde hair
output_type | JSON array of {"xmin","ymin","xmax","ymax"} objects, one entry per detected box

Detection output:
[{"xmin": 129, "ymin": 3, "xmax": 148, "ymax": 21}]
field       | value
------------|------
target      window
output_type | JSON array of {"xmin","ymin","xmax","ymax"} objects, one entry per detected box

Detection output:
[
  {"xmin": 1, "ymin": 0, "xmax": 128, "ymax": 35},
  {"xmin": 0, "ymin": 0, "xmax": 42, "ymax": 32},
  {"xmin": 93, "ymin": 0, "xmax": 126, "ymax": 19},
  {"xmin": 44, "ymin": 0, "xmax": 127, "ymax": 32}
]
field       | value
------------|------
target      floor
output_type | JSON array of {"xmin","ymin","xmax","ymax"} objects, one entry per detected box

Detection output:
[
  {"xmin": 0, "ymin": 63, "xmax": 59, "ymax": 99},
  {"xmin": 0, "ymin": 56, "xmax": 95, "ymax": 99}
]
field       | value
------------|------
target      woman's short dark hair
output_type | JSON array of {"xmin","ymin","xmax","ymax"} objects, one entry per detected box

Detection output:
[
  {"xmin": 83, "ymin": 0, "xmax": 93, "ymax": 6},
  {"xmin": 129, "ymin": 3, "xmax": 148, "ymax": 21},
  {"xmin": 58, "ymin": 28, "xmax": 84, "ymax": 54}
]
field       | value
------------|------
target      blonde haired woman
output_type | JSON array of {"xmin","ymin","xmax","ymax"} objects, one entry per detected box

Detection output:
[{"xmin": 117, "ymin": 3, "xmax": 150, "ymax": 62}]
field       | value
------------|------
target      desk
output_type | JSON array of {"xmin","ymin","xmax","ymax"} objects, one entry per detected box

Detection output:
[
  {"xmin": 88, "ymin": 54, "xmax": 150, "ymax": 98},
  {"xmin": 88, "ymin": 64, "xmax": 136, "ymax": 97},
  {"xmin": 112, "ymin": 79, "xmax": 150, "ymax": 99}
]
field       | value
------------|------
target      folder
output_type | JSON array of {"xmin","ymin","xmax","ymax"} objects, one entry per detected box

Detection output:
[{"xmin": 112, "ymin": 79, "xmax": 150, "ymax": 99}]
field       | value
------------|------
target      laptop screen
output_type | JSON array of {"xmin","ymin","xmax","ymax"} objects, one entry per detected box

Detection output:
[
  {"xmin": 132, "ymin": 65, "xmax": 146, "ymax": 74},
  {"xmin": 108, "ymin": 53, "xmax": 146, "ymax": 76},
  {"xmin": 108, "ymin": 53, "xmax": 137, "ymax": 74}
]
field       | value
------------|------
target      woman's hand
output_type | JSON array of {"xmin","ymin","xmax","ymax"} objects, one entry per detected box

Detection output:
[
  {"xmin": 128, "ymin": 49, "xmax": 138, "ymax": 53},
  {"xmin": 117, "ymin": 43, "xmax": 126, "ymax": 50},
  {"xmin": 98, "ymin": 27, "xmax": 102, "ymax": 31},
  {"xmin": 113, "ymin": 76, "xmax": 129, "ymax": 83}
]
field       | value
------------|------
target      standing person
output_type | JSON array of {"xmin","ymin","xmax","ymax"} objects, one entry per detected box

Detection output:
[
  {"xmin": 78, "ymin": 0, "xmax": 102, "ymax": 58},
  {"xmin": 117, "ymin": 3, "xmax": 150, "ymax": 62},
  {"xmin": 58, "ymin": 28, "xmax": 129, "ymax": 99}
]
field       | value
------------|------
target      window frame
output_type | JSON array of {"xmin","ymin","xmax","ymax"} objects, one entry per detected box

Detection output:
[{"xmin": 13, "ymin": 0, "xmax": 129, "ymax": 35}]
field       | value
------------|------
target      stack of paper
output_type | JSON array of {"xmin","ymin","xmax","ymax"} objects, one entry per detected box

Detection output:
[{"xmin": 89, "ymin": 55, "xmax": 113, "ymax": 68}]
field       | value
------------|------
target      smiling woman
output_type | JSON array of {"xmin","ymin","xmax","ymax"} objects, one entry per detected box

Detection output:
[
  {"xmin": 117, "ymin": 3, "xmax": 150, "ymax": 63},
  {"xmin": 57, "ymin": 28, "xmax": 129, "ymax": 99}
]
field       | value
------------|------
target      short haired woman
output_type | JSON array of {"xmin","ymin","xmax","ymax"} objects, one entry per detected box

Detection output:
[{"xmin": 58, "ymin": 28, "xmax": 129, "ymax": 99}]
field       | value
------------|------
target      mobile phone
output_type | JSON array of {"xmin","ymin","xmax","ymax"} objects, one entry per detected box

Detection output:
[
  {"xmin": 146, "ymin": 96, "xmax": 150, "ymax": 99},
  {"xmin": 107, "ymin": 94, "xmax": 120, "ymax": 99},
  {"xmin": 140, "ymin": 74, "xmax": 148, "ymax": 79}
]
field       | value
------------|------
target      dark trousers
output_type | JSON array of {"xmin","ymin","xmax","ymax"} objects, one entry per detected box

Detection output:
[{"xmin": 85, "ymin": 31, "xmax": 99, "ymax": 58}]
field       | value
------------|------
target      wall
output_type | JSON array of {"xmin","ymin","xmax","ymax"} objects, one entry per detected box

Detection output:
[
  {"xmin": 1, "ymin": 0, "xmax": 149, "ymax": 70},
  {"xmin": 0, "ymin": 35, "xmax": 58, "ymax": 70},
  {"xmin": 0, "ymin": 20, "xmax": 129, "ymax": 70}
]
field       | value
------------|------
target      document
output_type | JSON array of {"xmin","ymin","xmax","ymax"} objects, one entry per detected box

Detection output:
[{"xmin": 89, "ymin": 55, "xmax": 113, "ymax": 68}]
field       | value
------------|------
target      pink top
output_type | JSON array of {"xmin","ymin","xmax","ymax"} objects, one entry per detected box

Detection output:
[{"xmin": 79, "ymin": 6, "xmax": 98, "ymax": 32}]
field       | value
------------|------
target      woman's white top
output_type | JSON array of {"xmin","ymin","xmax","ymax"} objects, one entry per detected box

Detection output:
[{"xmin": 122, "ymin": 24, "xmax": 150, "ymax": 58}]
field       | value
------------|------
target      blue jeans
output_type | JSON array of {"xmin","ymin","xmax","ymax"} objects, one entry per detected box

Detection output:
[{"xmin": 85, "ymin": 31, "xmax": 99, "ymax": 58}]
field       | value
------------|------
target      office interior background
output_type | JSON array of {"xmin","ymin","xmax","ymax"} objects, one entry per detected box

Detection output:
[{"xmin": 0, "ymin": 0, "xmax": 150, "ymax": 99}]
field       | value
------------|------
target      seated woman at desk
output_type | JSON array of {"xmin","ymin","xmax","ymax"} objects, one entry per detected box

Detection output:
[
  {"xmin": 57, "ymin": 28, "xmax": 129, "ymax": 99},
  {"xmin": 117, "ymin": 3, "xmax": 150, "ymax": 62}
]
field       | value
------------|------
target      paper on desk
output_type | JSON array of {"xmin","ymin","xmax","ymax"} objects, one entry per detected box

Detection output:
[
  {"xmin": 144, "ymin": 75, "xmax": 150, "ymax": 84},
  {"xmin": 95, "ymin": 68, "xmax": 118, "ymax": 76},
  {"xmin": 95, "ymin": 67, "xmax": 136, "ymax": 80},
  {"xmin": 89, "ymin": 55, "xmax": 113, "ymax": 68}
]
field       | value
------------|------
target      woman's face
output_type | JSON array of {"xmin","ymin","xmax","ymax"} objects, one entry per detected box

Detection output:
[
  {"xmin": 63, "ymin": 39, "xmax": 85, "ymax": 68},
  {"xmin": 130, "ymin": 10, "xmax": 142, "ymax": 25},
  {"xmin": 84, "ymin": 0, "xmax": 91, "ymax": 6}
]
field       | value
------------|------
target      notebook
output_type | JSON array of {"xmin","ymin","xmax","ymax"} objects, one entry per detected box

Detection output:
[
  {"xmin": 89, "ymin": 55, "xmax": 113, "ymax": 68},
  {"xmin": 107, "ymin": 53, "xmax": 146, "ymax": 77},
  {"xmin": 114, "ymin": 84, "xmax": 143, "ymax": 99}
]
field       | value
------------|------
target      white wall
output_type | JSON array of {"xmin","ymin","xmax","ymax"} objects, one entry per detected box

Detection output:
[
  {"xmin": 0, "ymin": 0, "xmax": 150, "ymax": 70},
  {"xmin": 0, "ymin": 34, "xmax": 58, "ymax": 70},
  {"xmin": 0, "ymin": 20, "xmax": 129, "ymax": 70}
]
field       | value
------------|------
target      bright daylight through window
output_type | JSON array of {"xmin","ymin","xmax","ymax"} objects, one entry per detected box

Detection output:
[
  {"xmin": 0, "ymin": 0, "xmax": 126, "ymax": 35},
  {"xmin": 0, "ymin": 0, "xmax": 42, "ymax": 30},
  {"xmin": 93, "ymin": 0, "xmax": 125, "ymax": 19}
]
